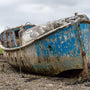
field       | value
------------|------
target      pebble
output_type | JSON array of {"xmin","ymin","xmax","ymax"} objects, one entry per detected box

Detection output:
[{"xmin": 0, "ymin": 59, "xmax": 90, "ymax": 90}]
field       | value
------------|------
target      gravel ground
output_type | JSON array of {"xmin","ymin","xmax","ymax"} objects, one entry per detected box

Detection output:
[{"xmin": 0, "ymin": 58, "xmax": 90, "ymax": 90}]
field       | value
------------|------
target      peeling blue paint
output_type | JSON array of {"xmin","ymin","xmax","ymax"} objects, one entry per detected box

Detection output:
[
  {"xmin": 80, "ymin": 23, "xmax": 90, "ymax": 57},
  {"xmin": 35, "ymin": 25, "xmax": 81, "ymax": 58},
  {"xmin": 25, "ymin": 26, "xmax": 32, "ymax": 29},
  {"xmin": 1, "ymin": 25, "xmax": 34, "ymax": 48}
]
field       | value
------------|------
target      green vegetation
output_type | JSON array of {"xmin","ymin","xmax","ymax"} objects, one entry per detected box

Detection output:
[{"xmin": 0, "ymin": 47, "xmax": 3, "ymax": 54}]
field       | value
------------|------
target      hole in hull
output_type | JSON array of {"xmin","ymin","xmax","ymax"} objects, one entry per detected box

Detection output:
[
  {"xmin": 57, "ymin": 69, "xmax": 83, "ymax": 78},
  {"xmin": 48, "ymin": 45, "xmax": 53, "ymax": 50}
]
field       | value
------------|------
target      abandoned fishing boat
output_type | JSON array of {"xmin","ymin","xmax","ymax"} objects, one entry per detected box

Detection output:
[{"xmin": 0, "ymin": 14, "xmax": 90, "ymax": 76}]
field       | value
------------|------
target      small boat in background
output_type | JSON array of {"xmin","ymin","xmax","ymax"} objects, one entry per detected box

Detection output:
[{"xmin": 0, "ymin": 14, "xmax": 89, "ymax": 77}]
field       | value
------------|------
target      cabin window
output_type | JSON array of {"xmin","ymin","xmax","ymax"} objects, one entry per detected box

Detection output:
[
  {"xmin": 15, "ymin": 57, "xmax": 17, "ymax": 62},
  {"xmin": 15, "ymin": 30, "xmax": 19, "ymax": 38},
  {"xmin": 7, "ymin": 32, "xmax": 9, "ymax": 36}
]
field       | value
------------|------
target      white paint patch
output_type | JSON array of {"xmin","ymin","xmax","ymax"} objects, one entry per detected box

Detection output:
[
  {"xmin": 22, "ymin": 29, "xmax": 40, "ymax": 43},
  {"xmin": 64, "ymin": 35, "xmax": 67, "ymax": 41}
]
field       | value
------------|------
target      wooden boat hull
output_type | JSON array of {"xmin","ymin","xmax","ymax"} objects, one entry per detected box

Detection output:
[
  {"xmin": 1, "ymin": 14, "xmax": 90, "ymax": 76},
  {"xmin": 3, "ymin": 24, "xmax": 84, "ymax": 76}
]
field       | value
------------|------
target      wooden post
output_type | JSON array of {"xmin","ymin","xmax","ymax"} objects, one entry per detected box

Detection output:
[
  {"xmin": 77, "ymin": 23, "xmax": 89, "ymax": 79},
  {"xmin": 81, "ymin": 51, "xmax": 89, "ymax": 79},
  {"xmin": 78, "ymin": 51, "xmax": 89, "ymax": 79},
  {"xmin": 74, "ymin": 12, "xmax": 78, "ymax": 16},
  {"xmin": 0, "ymin": 64, "xmax": 5, "ymax": 72}
]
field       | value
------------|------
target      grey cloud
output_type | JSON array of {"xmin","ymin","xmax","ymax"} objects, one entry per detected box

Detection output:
[
  {"xmin": 21, "ymin": 0, "xmax": 78, "ymax": 6},
  {"xmin": 0, "ymin": 0, "xmax": 90, "ymax": 33}
]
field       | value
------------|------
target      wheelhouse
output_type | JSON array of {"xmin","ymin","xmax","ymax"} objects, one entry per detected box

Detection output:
[{"xmin": 0, "ymin": 24, "xmax": 35, "ymax": 48}]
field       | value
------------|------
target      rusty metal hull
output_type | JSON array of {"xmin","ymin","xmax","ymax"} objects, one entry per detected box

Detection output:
[{"xmin": 2, "ymin": 24, "xmax": 84, "ymax": 76}]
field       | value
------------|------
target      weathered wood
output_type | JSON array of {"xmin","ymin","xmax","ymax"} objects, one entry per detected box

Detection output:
[
  {"xmin": 80, "ymin": 51, "xmax": 89, "ymax": 79},
  {"xmin": 0, "ymin": 14, "xmax": 90, "ymax": 76}
]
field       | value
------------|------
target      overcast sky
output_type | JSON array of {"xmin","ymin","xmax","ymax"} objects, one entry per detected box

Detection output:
[{"xmin": 0, "ymin": 0, "xmax": 90, "ymax": 33}]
